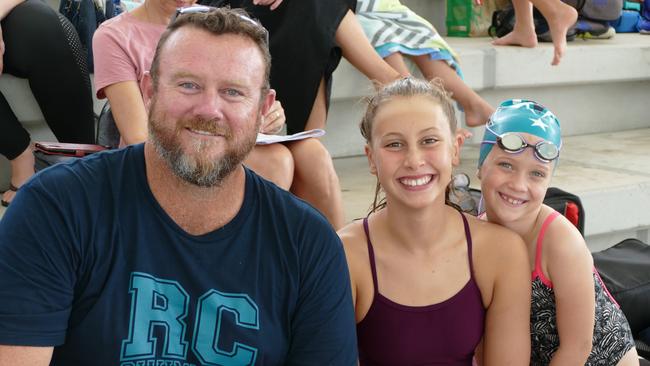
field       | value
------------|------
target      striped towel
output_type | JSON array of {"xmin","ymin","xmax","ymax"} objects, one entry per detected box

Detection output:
[{"xmin": 356, "ymin": 0, "xmax": 462, "ymax": 75}]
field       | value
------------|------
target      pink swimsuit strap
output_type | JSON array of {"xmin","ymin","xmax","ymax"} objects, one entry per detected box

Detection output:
[{"xmin": 531, "ymin": 211, "xmax": 561, "ymax": 288}]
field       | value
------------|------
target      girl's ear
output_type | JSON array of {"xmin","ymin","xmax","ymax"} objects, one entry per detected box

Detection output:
[
  {"xmin": 452, "ymin": 130, "xmax": 463, "ymax": 167},
  {"xmin": 365, "ymin": 144, "xmax": 377, "ymax": 175}
]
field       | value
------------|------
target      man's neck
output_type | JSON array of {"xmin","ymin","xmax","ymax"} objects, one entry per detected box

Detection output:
[{"xmin": 143, "ymin": 143, "xmax": 246, "ymax": 236}]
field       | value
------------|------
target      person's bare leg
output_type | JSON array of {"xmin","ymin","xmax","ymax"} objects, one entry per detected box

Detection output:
[
  {"xmin": 2, "ymin": 145, "xmax": 35, "ymax": 205},
  {"xmin": 244, "ymin": 144, "xmax": 294, "ymax": 190},
  {"xmin": 336, "ymin": 9, "xmax": 403, "ymax": 86},
  {"xmin": 384, "ymin": 52, "xmax": 412, "ymax": 76},
  {"xmin": 304, "ymin": 78, "xmax": 328, "ymax": 131},
  {"xmin": 287, "ymin": 138, "xmax": 345, "ymax": 230},
  {"xmin": 492, "ymin": 0, "xmax": 538, "ymax": 48},
  {"xmin": 533, "ymin": 0, "xmax": 578, "ymax": 65},
  {"xmin": 413, "ymin": 55, "xmax": 494, "ymax": 127}
]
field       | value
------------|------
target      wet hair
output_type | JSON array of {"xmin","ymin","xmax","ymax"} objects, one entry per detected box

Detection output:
[
  {"xmin": 149, "ymin": 7, "xmax": 271, "ymax": 92},
  {"xmin": 359, "ymin": 77, "xmax": 461, "ymax": 214}
]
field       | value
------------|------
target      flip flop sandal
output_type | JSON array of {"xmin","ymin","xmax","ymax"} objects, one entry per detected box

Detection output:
[{"xmin": 1, "ymin": 184, "xmax": 19, "ymax": 207}]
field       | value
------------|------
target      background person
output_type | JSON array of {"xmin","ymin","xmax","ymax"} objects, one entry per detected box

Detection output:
[
  {"xmin": 0, "ymin": 0, "xmax": 95, "ymax": 207},
  {"xmin": 355, "ymin": 0, "xmax": 495, "ymax": 127}
]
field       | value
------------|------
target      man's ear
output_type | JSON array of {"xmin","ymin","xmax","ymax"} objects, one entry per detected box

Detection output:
[
  {"xmin": 476, "ymin": 168, "xmax": 482, "ymax": 180},
  {"xmin": 261, "ymin": 88, "xmax": 276, "ymax": 116},
  {"xmin": 142, "ymin": 72, "xmax": 154, "ymax": 109},
  {"xmin": 365, "ymin": 144, "xmax": 377, "ymax": 175}
]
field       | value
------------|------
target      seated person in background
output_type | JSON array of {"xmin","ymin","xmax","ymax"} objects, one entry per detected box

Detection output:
[
  {"xmin": 93, "ymin": 1, "xmax": 345, "ymax": 227},
  {"xmin": 0, "ymin": 8, "xmax": 357, "ymax": 364},
  {"xmin": 338, "ymin": 77, "xmax": 531, "ymax": 365},
  {"xmin": 477, "ymin": 99, "xmax": 638, "ymax": 364},
  {"xmin": 490, "ymin": 0, "xmax": 577, "ymax": 65},
  {"xmin": 0, "ymin": 0, "xmax": 95, "ymax": 207},
  {"xmin": 355, "ymin": 0, "xmax": 494, "ymax": 127}
]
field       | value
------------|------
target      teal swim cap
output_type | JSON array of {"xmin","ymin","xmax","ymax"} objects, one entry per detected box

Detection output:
[{"xmin": 478, "ymin": 99, "xmax": 562, "ymax": 167}]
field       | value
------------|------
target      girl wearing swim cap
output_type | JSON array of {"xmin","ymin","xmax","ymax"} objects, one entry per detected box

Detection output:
[
  {"xmin": 338, "ymin": 78, "xmax": 531, "ymax": 365},
  {"xmin": 477, "ymin": 99, "xmax": 638, "ymax": 365}
]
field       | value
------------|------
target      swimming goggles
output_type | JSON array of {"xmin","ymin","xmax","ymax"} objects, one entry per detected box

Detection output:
[{"xmin": 483, "ymin": 124, "xmax": 560, "ymax": 163}]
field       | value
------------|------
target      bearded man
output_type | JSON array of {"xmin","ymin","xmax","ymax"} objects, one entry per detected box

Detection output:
[{"xmin": 0, "ymin": 7, "xmax": 357, "ymax": 365}]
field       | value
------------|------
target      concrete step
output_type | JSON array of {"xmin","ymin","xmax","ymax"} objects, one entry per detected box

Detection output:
[
  {"xmin": 334, "ymin": 128, "xmax": 650, "ymax": 252},
  {"xmin": 323, "ymin": 34, "xmax": 650, "ymax": 158}
]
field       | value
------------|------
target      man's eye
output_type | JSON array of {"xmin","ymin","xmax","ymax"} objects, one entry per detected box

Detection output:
[
  {"xmin": 179, "ymin": 82, "xmax": 199, "ymax": 90},
  {"xmin": 422, "ymin": 138, "xmax": 439, "ymax": 145},
  {"xmin": 385, "ymin": 142, "xmax": 402, "ymax": 148},
  {"xmin": 224, "ymin": 89, "xmax": 244, "ymax": 97}
]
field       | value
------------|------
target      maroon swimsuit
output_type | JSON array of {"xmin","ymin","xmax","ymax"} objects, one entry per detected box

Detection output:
[{"xmin": 357, "ymin": 212, "xmax": 485, "ymax": 366}]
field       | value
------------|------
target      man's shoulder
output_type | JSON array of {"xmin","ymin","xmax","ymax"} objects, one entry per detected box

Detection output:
[{"xmin": 28, "ymin": 146, "xmax": 141, "ymax": 196}]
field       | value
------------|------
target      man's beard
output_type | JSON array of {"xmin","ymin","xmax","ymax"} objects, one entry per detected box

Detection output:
[{"xmin": 148, "ymin": 101, "xmax": 259, "ymax": 187}]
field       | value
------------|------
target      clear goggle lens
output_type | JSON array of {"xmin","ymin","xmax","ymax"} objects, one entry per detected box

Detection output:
[{"xmin": 497, "ymin": 133, "xmax": 559, "ymax": 162}]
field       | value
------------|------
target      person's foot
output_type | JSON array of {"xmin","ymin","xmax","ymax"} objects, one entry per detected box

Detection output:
[
  {"xmin": 492, "ymin": 26, "xmax": 538, "ymax": 48},
  {"xmin": 547, "ymin": 3, "xmax": 578, "ymax": 65},
  {"xmin": 2, "ymin": 146, "xmax": 35, "ymax": 207},
  {"xmin": 464, "ymin": 98, "xmax": 495, "ymax": 127}
]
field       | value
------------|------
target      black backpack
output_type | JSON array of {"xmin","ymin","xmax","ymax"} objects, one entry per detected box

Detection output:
[
  {"xmin": 489, "ymin": 0, "xmax": 622, "ymax": 40},
  {"xmin": 593, "ymin": 238, "xmax": 650, "ymax": 340},
  {"xmin": 489, "ymin": 4, "xmax": 577, "ymax": 41},
  {"xmin": 543, "ymin": 187, "xmax": 585, "ymax": 236}
]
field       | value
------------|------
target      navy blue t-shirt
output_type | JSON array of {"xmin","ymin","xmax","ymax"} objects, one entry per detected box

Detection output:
[{"xmin": 0, "ymin": 144, "xmax": 357, "ymax": 365}]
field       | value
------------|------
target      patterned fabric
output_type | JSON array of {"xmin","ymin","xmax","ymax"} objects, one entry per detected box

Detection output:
[
  {"xmin": 530, "ymin": 272, "xmax": 635, "ymax": 365},
  {"xmin": 355, "ymin": 0, "xmax": 461, "ymax": 76}
]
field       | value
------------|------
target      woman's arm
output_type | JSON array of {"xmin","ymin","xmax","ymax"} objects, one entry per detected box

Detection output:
[
  {"xmin": 477, "ymin": 226, "xmax": 531, "ymax": 365},
  {"xmin": 0, "ymin": 0, "xmax": 23, "ymax": 19},
  {"xmin": 104, "ymin": 81, "xmax": 149, "ymax": 145},
  {"xmin": 0, "ymin": 0, "xmax": 25, "ymax": 75},
  {"xmin": 545, "ymin": 218, "xmax": 595, "ymax": 365}
]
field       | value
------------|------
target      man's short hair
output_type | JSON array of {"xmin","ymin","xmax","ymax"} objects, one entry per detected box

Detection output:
[{"xmin": 149, "ymin": 7, "xmax": 271, "ymax": 92}]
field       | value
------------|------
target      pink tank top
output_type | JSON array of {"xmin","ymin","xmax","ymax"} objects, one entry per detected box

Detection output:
[{"xmin": 356, "ymin": 211, "xmax": 485, "ymax": 366}]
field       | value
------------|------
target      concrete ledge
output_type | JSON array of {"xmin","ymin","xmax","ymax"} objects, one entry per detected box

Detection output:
[{"xmin": 331, "ymin": 34, "xmax": 650, "ymax": 99}]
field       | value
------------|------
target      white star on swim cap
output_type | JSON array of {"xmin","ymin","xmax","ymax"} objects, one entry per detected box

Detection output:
[{"xmin": 531, "ymin": 117, "xmax": 548, "ymax": 131}]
